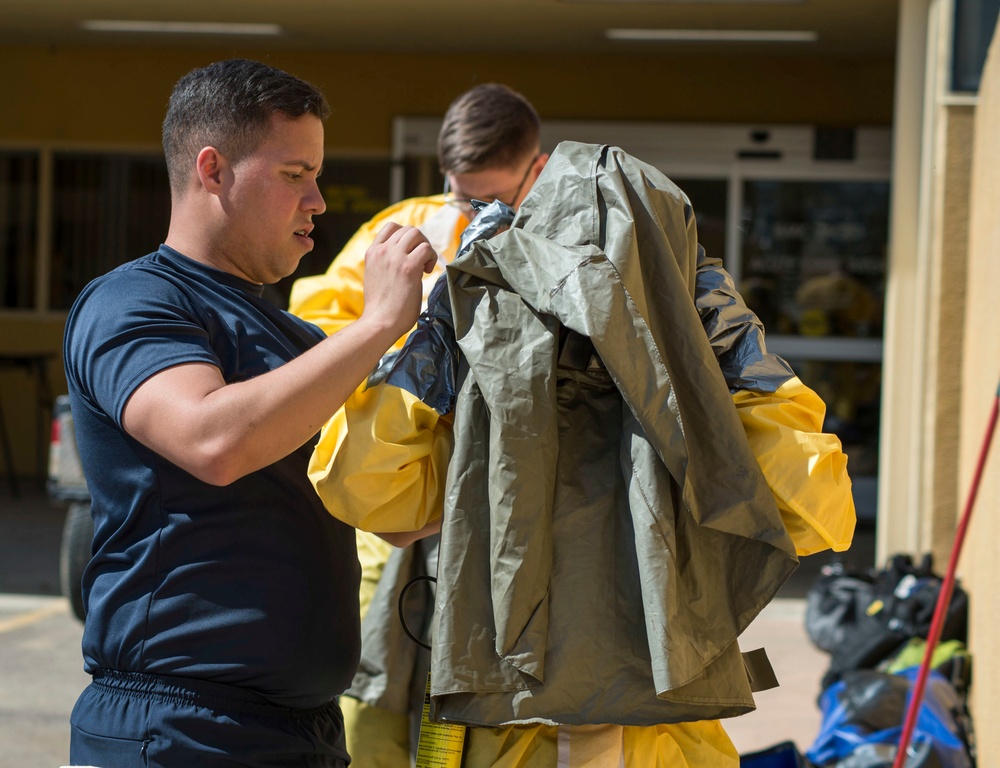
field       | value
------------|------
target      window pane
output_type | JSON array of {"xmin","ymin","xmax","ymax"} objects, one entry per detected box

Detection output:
[
  {"xmin": 50, "ymin": 153, "xmax": 170, "ymax": 310},
  {"xmin": 739, "ymin": 179, "xmax": 889, "ymax": 522},
  {"xmin": 0, "ymin": 152, "xmax": 39, "ymax": 309},
  {"xmin": 672, "ymin": 177, "xmax": 728, "ymax": 268},
  {"xmin": 401, "ymin": 156, "xmax": 443, "ymax": 200},
  {"xmin": 740, "ymin": 180, "xmax": 889, "ymax": 339},
  {"xmin": 952, "ymin": 0, "xmax": 1000, "ymax": 92}
]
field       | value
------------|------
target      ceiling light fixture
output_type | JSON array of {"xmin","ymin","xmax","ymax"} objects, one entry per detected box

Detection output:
[
  {"xmin": 607, "ymin": 28, "xmax": 818, "ymax": 42},
  {"xmin": 81, "ymin": 20, "xmax": 283, "ymax": 36}
]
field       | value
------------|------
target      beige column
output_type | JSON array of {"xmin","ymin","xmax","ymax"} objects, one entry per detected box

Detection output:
[
  {"xmin": 878, "ymin": 0, "xmax": 937, "ymax": 560},
  {"xmin": 961, "ymin": 13, "xmax": 1000, "ymax": 755},
  {"xmin": 883, "ymin": 0, "xmax": 977, "ymax": 570}
]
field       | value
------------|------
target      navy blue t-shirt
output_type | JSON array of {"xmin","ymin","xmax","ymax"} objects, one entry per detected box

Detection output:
[{"xmin": 63, "ymin": 245, "xmax": 361, "ymax": 710}]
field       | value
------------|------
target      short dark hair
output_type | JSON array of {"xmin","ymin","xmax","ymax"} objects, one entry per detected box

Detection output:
[
  {"xmin": 437, "ymin": 83, "xmax": 541, "ymax": 175},
  {"xmin": 162, "ymin": 58, "xmax": 330, "ymax": 194}
]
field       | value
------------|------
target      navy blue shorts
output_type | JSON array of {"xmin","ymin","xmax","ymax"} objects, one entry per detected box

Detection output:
[{"xmin": 70, "ymin": 669, "xmax": 349, "ymax": 767}]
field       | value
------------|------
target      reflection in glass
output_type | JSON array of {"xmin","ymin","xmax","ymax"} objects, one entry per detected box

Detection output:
[
  {"xmin": 672, "ymin": 177, "xmax": 728, "ymax": 270},
  {"xmin": 739, "ymin": 180, "xmax": 889, "ymax": 522},
  {"xmin": 740, "ymin": 180, "xmax": 890, "ymax": 340}
]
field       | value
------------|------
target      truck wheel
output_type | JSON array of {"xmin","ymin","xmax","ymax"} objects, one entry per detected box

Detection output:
[{"xmin": 60, "ymin": 502, "xmax": 93, "ymax": 622}]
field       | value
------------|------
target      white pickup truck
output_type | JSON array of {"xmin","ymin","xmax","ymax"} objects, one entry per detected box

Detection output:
[{"xmin": 47, "ymin": 395, "xmax": 91, "ymax": 622}]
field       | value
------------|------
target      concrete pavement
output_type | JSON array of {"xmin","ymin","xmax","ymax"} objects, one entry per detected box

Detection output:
[{"xmin": 0, "ymin": 593, "xmax": 87, "ymax": 768}]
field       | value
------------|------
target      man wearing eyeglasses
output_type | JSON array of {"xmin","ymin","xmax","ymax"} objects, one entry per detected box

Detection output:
[
  {"xmin": 288, "ymin": 83, "xmax": 548, "ymax": 768},
  {"xmin": 290, "ymin": 83, "xmax": 547, "ymax": 342}
]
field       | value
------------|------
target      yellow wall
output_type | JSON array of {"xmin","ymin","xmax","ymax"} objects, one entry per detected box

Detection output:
[
  {"xmin": 0, "ymin": 43, "xmax": 895, "ymax": 478},
  {"xmin": 962, "ymin": 22, "xmax": 1000, "ymax": 761},
  {"xmin": 2, "ymin": 44, "xmax": 895, "ymax": 149}
]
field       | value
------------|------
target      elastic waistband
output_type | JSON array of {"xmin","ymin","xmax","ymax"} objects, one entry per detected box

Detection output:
[{"xmin": 91, "ymin": 668, "xmax": 335, "ymax": 719}]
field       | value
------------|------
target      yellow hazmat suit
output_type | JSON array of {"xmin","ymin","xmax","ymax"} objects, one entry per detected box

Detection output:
[
  {"xmin": 297, "ymin": 148, "xmax": 856, "ymax": 766},
  {"xmin": 290, "ymin": 194, "xmax": 468, "ymax": 767}
]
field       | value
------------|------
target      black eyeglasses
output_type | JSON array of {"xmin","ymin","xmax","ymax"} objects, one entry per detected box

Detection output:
[{"xmin": 444, "ymin": 153, "xmax": 540, "ymax": 211}]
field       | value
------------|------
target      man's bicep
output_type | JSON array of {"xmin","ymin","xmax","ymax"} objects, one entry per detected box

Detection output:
[{"xmin": 122, "ymin": 361, "xmax": 226, "ymax": 462}]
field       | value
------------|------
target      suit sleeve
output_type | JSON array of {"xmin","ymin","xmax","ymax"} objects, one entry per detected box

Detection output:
[
  {"xmin": 732, "ymin": 377, "xmax": 856, "ymax": 556},
  {"xmin": 309, "ymin": 382, "xmax": 453, "ymax": 533}
]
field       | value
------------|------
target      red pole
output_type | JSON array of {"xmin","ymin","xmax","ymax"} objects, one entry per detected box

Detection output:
[{"xmin": 891, "ymin": 383, "xmax": 999, "ymax": 768}]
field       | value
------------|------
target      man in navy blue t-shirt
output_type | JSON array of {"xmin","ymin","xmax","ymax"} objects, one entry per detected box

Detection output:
[{"xmin": 63, "ymin": 58, "xmax": 438, "ymax": 768}]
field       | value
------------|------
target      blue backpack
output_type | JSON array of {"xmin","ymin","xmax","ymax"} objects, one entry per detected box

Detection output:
[{"xmin": 805, "ymin": 666, "xmax": 975, "ymax": 768}]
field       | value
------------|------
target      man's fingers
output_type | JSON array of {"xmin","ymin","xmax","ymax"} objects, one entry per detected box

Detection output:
[
  {"xmin": 393, "ymin": 224, "xmax": 432, "ymax": 254},
  {"xmin": 418, "ymin": 245, "xmax": 437, "ymax": 273},
  {"xmin": 361, "ymin": 224, "xmax": 439, "ymax": 339},
  {"xmin": 373, "ymin": 222, "xmax": 421, "ymax": 250},
  {"xmin": 397, "ymin": 232, "xmax": 437, "ymax": 273},
  {"xmin": 372, "ymin": 221, "xmax": 403, "ymax": 245},
  {"xmin": 370, "ymin": 224, "xmax": 437, "ymax": 272}
]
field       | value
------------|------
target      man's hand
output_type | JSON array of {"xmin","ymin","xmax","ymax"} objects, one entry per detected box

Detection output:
[{"xmin": 361, "ymin": 223, "xmax": 437, "ymax": 340}]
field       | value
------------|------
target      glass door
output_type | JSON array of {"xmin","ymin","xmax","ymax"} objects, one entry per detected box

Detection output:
[{"xmin": 739, "ymin": 179, "xmax": 890, "ymax": 521}]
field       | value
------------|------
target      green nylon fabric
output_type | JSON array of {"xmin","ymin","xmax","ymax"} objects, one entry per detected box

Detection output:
[{"xmin": 428, "ymin": 142, "xmax": 798, "ymax": 727}]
